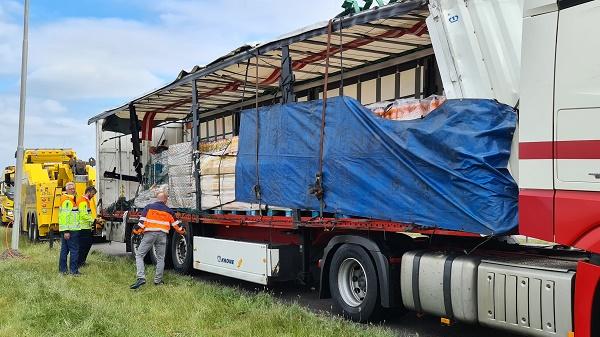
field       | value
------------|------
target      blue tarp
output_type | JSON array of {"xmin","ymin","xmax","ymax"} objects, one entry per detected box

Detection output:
[{"xmin": 235, "ymin": 96, "xmax": 518, "ymax": 235}]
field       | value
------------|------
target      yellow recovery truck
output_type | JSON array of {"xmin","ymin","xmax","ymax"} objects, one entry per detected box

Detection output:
[
  {"xmin": 20, "ymin": 149, "xmax": 97, "ymax": 241},
  {"xmin": 0, "ymin": 166, "xmax": 15, "ymax": 225}
]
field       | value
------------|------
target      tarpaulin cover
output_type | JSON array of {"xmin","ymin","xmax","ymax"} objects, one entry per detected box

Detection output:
[{"xmin": 235, "ymin": 96, "xmax": 518, "ymax": 235}]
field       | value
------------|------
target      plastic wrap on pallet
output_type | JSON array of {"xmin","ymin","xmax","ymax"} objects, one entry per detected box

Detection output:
[
  {"xmin": 146, "ymin": 151, "xmax": 169, "ymax": 186},
  {"xmin": 134, "ymin": 184, "xmax": 168, "ymax": 208},
  {"xmin": 169, "ymin": 185, "xmax": 195, "ymax": 209},
  {"xmin": 235, "ymin": 96, "xmax": 518, "ymax": 235},
  {"xmin": 168, "ymin": 164, "xmax": 193, "ymax": 178},
  {"xmin": 167, "ymin": 141, "xmax": 195, "ymax": 209},
  {"xmin": 167, "ymin": 142, "xmax": 193, "ymax": 166},
  {"xmin": 366, "ymin": 95, "xmax": 446, "ymax": 121},
  {"xmin": 169, "ymin": 175, "xmax": 195, "ymax": 188}
]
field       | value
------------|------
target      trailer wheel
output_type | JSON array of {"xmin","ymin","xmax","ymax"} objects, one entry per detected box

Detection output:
[
  {"xmin": 130, "ymin": 232, "xmax": 154, "ymax": 264},
  {"xmin": 27, "ymin": 213, "xmax": 39, "ymax": 242},
  {"xmin": 30, "ymin": 215, "xmax": 39, "ymax": 242},
  {"xmin": 171, "ymin": 224, "xmax": 193, "ymax": 274},
  {"xmin": 27, "ymin": 213, "xmax": 33, "ymax": 242},
  {"xmin": 329, "ymin": 244, "xmax": 381, "ymax": 322}
]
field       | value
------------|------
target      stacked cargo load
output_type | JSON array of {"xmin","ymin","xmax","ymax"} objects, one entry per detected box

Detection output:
[
  {"xmin": 168, "ymin": 142, "xmax": 196, "ymax": 209},
  {"xmin": 148, "ymin": 137, "xmax": 267, "ymax": 212},
  {"xmin": 198, "ymin": 137, "xmax": 272, "ymax": 211},
  {"xmin": 199, "ymin": 138, "xmax": 236, "ymax": 209}
]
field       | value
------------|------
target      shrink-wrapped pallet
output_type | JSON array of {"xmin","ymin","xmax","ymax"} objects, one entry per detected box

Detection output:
[
  {"xmin": 134, "ymin": 184, "xmax": 168, "ymax": 208},
  {"xmin": 168, "ymin": 142, "xmax": 195, "ymax": 209}
]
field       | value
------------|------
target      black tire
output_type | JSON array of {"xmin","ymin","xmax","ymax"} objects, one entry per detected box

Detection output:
[
  {"xmin": 31, "ymin": 215, "xmax": 39, "ymax": 242},
  {"xmin": 130, "ymin": 231, "xmax": 154, "ymax": 264},
  {"xmin": 329, "ymin": 244, "xmax": 382, "ymax": 322},
  {"xmin": 170, "ymin": 223, "xmax": 193, "ymax": 274},
  {"xmin": 27, "ymin": 214, "xmax": 34, "ymax": 242}
]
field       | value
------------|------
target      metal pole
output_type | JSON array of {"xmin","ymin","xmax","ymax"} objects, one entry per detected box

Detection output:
[
  {"xmin": 191, "ymin": 80, "xmax": 201, "ymax": 211},
  {"xmin": 11, "ymin": 0, "xmax": 30, "ymax": 250}
]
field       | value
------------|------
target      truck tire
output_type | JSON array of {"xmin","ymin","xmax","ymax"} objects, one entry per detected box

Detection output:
[
  {"xmin": 27, "ymin": 213, "xmax": 39, "ymax": 242},
  {"xmin": 27, "ymin": 214, "xmax": 33, "ymax": 242},
  {"xmin": 171, "ymin": 224, "xmax": 193, "ymax": 274},
  {"xmin": 130, "ymin": 232, "xmax": 154, "ymax": 264},
  {"xmin": 30, "ymin": 215, "xmax": 39, "ymax": 242},
  {"xmin": 329, "ymin": 243, "xmax": 382, "ymax": 322}
]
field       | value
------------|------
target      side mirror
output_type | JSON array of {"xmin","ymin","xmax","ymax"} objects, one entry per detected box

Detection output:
[{"xmin": 88, "ymin": 157, "xmax": 96, "ymax": 167}]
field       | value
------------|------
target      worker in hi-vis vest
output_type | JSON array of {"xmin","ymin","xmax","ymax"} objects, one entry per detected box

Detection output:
[
  {"xmin": 77, "ymin": 186, "xmax": 97, "ymax": 267},
  {"xmin": 58, "ymin": 182, "xmax": 80, "ymax": 275},
  {"xmin": 130, "ymin": 191, "xmax": 185, "ymax": 289}
]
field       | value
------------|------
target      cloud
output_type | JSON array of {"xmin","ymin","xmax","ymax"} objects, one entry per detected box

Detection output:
[
  {"xmin": 0, "ymin": 0, "xmax": 343, "ymax": 171},
  {"xmin": 0, "ymin": 94, "xmax": 94, "ymax": 169},
  {"xmin": 25, "ymin": 2, "xmax": 342, "ymax": 100},
  {"xmin": 0, "ymin": 1, "xmax": 22, "ymax": 76}
]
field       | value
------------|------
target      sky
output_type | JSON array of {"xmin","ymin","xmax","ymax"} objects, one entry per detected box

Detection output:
[{"xmin": 0, "ymin": 0, "xmax": 342, "ymax": 170}]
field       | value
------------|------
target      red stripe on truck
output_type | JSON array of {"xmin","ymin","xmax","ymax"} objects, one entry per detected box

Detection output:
[
  {"xmin": 520, "ymin": 140, "xmax": 600, "ymax": 159},
  {"xmin": 556, "ymin": 140, "xmax": 600, "ymax": 159},
  {"xmin": 519, "ymin": 141, "xmax": 553, "ymax": 159}
]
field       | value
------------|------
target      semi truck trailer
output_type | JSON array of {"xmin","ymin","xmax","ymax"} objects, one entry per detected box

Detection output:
[{"xmin": 89, "ymin": 1, "xmax": 600, "ymax": 336}]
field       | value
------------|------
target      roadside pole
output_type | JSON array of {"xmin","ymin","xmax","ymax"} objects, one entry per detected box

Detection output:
[{"xmin": 11, "ymin": 0, "xmax": 30, "ymax": 250}]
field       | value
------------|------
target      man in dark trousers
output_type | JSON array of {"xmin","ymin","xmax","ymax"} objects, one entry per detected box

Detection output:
[
  {"xmin": 77, "ymin": 186, "xmax": 97, "ymax": 267},
  {"xmin": 58, "ymin": 182, "xmax": 80, "ymax": 275},
  {"xmin": 130, "ymin": 192, "xmax": 185, "ymax": 289}
]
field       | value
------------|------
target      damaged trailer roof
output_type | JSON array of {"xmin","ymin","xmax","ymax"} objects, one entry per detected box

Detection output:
[{"xmin": 88, "ymin": 0, "xmax": 432, "ymax": 134}]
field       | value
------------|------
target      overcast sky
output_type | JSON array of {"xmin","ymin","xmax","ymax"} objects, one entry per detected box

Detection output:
[{"xmin": 0, "ymin": 0, "xmax": 342, "ymax": 170}]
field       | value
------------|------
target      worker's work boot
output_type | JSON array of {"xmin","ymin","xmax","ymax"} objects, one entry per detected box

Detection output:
[
  {"xmin": 130, "ymin": 278, "xmax": 146, "ymax": 289},
  {"xmin": 154, "ymin": 280, "xmax": 164, "ymax": 286}
]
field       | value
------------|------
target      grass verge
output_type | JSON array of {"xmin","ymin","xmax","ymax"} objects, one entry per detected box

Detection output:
[{"xmin": 0, "ymin": 227, "xmax": 394, "ymax": 337}]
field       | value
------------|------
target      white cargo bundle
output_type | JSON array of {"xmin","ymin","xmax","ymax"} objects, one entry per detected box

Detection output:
[{"xmin": 130, "ymin": 137, "xmax": 287, "ymax": 212}]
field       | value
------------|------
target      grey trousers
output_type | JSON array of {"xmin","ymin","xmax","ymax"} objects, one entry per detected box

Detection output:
[{"xmin": 135, "ymin": 231, "xmax": 167, "ymax": 283}]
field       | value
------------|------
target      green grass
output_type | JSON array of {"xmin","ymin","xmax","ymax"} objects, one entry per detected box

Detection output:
[{"xmin": 0, "ymin": 228, "xmax": 394, "ymax": 337}]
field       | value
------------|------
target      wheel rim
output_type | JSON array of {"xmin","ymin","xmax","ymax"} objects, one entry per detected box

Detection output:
[
  {"xmin": 337, "ymin": 257, "xmax": 368, "ymax": 307},
  {"xmin": 174, "ymin": 235, "xmax": 187, "ymax": 265}
]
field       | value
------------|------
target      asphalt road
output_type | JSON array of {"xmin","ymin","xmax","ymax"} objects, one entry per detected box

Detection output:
[{"xmin": 92, "ymin": 242, "xmax": 520, "ymax": 337}]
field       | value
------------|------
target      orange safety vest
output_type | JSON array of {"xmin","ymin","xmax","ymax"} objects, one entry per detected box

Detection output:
[
  {"xmin": 76, "ymin": 196, "xmax": 94, "ymax": 230},
  {"xmin": 138, "ymin": 201, "xmax": 181, "ymax": 234}
]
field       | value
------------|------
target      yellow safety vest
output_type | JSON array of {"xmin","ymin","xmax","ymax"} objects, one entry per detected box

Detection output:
[{"xmin": 58, "ymin": 194, "xmax": 79, "ymax": 232}]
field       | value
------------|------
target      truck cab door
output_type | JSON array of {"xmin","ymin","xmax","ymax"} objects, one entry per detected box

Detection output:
[
  {"xmin": 553, "ymin": 0, "xmax": 600, "ymax": 253},
  {"xmin": 554, "ymin": 0, "xmax": 600, "ymax": 191}
]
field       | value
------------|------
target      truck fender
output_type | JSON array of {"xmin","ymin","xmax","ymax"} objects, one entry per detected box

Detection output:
[{"xmin": 318, "ymin": 235, "xmax": 399, "ymax": 308}]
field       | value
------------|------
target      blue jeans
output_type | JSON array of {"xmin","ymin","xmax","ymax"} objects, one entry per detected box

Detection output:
[{"xmin": 59, "ymin": 231, "xmax": 80, "ymax": 274}]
